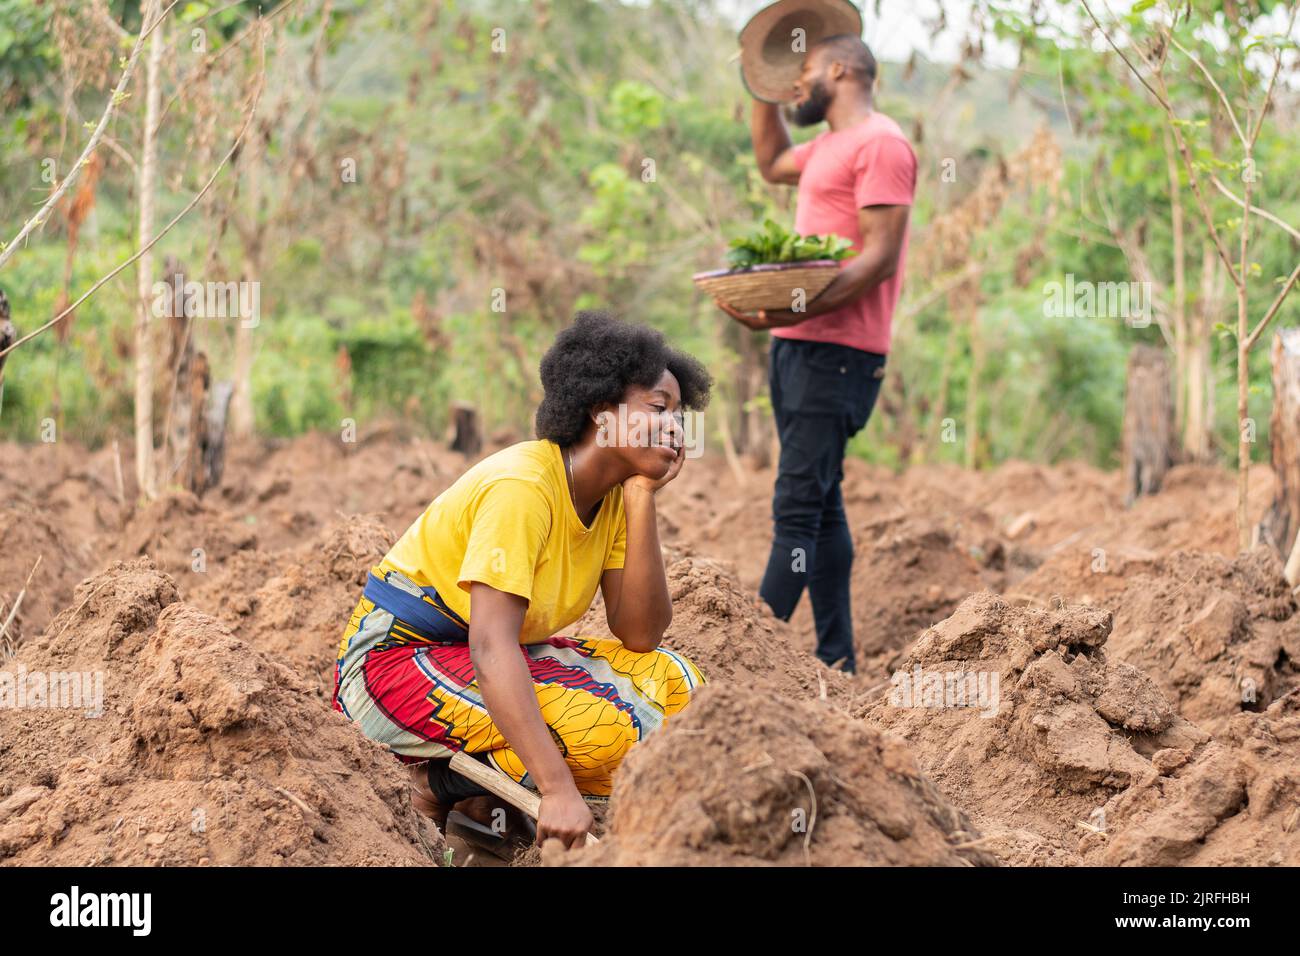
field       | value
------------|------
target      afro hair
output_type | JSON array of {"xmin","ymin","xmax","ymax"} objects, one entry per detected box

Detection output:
[{"xmin": 534, "ymin": 310, "xmax": 712, "ymax": 447}]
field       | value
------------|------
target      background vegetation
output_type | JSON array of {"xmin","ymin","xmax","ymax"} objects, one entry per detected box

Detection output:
[{"xmin": 1, "ymin": 0, "xmax": 1297, "ymax": 473}]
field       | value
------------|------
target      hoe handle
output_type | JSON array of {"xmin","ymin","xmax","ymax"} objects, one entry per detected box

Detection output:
[{"xmin": 449, "ymin": 751, "xmax": 599, "ymax": 847}]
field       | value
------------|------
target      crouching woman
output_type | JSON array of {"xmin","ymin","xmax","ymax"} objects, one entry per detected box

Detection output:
[{"xmin": 333, "ymin": 310, "xmax": 711, "ymax": 848}]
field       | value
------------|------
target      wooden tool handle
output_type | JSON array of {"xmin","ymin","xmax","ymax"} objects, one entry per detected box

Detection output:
[{"xmin": 449, "ymin": 751, "xmax": 598, "ymax": 846}]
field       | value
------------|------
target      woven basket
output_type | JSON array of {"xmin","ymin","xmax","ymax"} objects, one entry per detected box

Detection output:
[{"xmin": 693, "ymin": 260, "xmax": 841, "ymax": 313}]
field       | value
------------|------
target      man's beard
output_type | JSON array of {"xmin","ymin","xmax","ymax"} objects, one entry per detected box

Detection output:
[{"xmin": 791, "ymin": 80, "xmax": 831, "ymax": 127}]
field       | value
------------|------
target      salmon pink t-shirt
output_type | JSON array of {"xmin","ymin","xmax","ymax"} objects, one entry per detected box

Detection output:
[{"xmin": 775, "ymin": 111, "xmax": 917, "ymax": 355}]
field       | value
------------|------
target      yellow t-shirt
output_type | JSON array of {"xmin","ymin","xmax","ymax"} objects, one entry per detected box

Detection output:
[{"xmin": 378, "ymin": 440, "xmax": 627, "ymax": 644}]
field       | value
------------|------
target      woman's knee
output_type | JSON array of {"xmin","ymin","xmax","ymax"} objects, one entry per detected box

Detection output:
[
  {"xmin": 644, "ymin": 646, "xmax": 705, "ymax": 715},
  {"xmin": 594, "ymin": 643, "xmax": 704, "ymax": 715},
  {"xmin": 555, "ymin": 706, "xmax": 639, "ymax": 787}
]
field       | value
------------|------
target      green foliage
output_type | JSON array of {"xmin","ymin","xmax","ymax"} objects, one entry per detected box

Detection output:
[
  {"xmin": 725, "ymin": 219, "xmax": 854, "ymax": 269},
  {"xmin": 607, "ymin": 80, "xmax": 664, "ymax": 136},
  {"xmin": 0, "ymin": 242, "xmax": 132, "ymax": 446},
  {"xmin": 0, "ymin": 0, "xmax": 57, "ymax": 109},
  {"xmin": 335, "ymin": 311, "xmax": 444, "ymax": 430},
  {"xmin": 250, "ymin": 304, "xmax": 445, "ymax": 437},
  {"xmin": 577, "ymin": 163, "xmax": 654, "ymax": 270},
  {"xmin": 1, "ymin": 0, "xmax": 1295, "ymax": 477},
  {"xmin": 253, "ymin": 315, "xmax": 342, "ymax": 437}
]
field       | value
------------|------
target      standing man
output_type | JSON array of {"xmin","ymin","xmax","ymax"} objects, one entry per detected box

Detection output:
[{"xmin": 715, "ymin": 34, "xmax": 916, "ymax": 674}]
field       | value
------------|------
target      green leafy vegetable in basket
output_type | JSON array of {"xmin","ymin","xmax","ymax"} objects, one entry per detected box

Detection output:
[{"xmin": 725, "ymin": 218, "xmax": 854, "ymax": 269}]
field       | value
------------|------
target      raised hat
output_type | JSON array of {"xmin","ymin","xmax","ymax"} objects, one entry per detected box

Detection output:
[{"xmin": 738, "ymin": 0, "xmax": 865, "ymax": 103}]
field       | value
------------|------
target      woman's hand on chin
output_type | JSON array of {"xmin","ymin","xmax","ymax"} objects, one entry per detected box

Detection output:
[{"xmin": 624, "ymin": 445, "xmax": 684, "ymax": 495}]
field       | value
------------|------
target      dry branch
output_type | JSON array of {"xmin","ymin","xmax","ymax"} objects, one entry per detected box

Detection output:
[
  {"xmin": 0, "ymin": 47, "xmax": 267, "ymax": 364},
  {"xmin": 1209, "ymin": 175, "xmax": 1300, "ymax": 243},
  {"xmin": 0, "ymin": 0, "xmax": 182, "ymax": 272},
  {"xmin": 0, "ymin": 555, "xmax": 43, "ymax": 652}
]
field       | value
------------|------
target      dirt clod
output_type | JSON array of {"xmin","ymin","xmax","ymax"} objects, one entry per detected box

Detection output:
[{"xmin": 559, "ymin": 683, "xmax": 996, "ymax": 867}]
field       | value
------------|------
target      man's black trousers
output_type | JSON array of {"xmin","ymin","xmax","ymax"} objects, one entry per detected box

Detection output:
[{"xmin": 759, "ymin": 337, "xmax": 886, "ymax": 673}]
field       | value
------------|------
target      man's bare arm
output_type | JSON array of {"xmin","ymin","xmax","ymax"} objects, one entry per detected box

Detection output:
[
  {"xmin": 752, "ymin": 101, "xmax": 801, "ymax": 185},
  {"xmin": 803, "ymin": 203, "xmax": 910, "ymax": 313},
  {"xmin": 715, "ymin": 204, "xmax": 911, "ymax": 329}
]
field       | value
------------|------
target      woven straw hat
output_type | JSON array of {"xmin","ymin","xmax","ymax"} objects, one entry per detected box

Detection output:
[{"xmin": 738, "ymin": 0, "xmax": 864, "ymax": 103}]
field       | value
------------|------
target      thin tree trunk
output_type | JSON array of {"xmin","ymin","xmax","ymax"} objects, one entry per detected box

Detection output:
[
  {"xmin": 721, "ymin": 318, "xmax": 755, "ymax": 458},
  {"xmin": 1164, "ymin": 126, "xmax": 1188, "ymax": 439},
  {"xmin": 1200, "ymin": 251, "xmax": 1216, "ymax": 462},
  {"xmin": 183, "ymin": 352, "xmax": 211, "ymax": 493},
  {"xmin": 1236, "ymin": 159, "xmax": 1254, "ymax": 551},
  {"xmin": 707, "ymin": 302, "xmax": 750, "ymax": 488},
  {"xmin": 1184, "ymin": 244, "xmax": 1218, "ymax": 460},
  {"xmin": 1184, "ymin": 330, "xmax": 1207, "ymax": 459},
  {"xmin": 133, "ymin": 0, "xmax": 164, "ymax": 501},
  {"xmin": 231, "ymin": 122, "xmax": 263, "ymax": 440}
]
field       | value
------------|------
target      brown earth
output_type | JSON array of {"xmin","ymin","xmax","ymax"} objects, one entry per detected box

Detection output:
[
  {"xmin": 185, "ymin": 514, "xmax": 397, "ymax": 693},
  {"xmin": 861, "ymin": 590, "xmax": 1299, "ymax": 866},
  {"xmin": 862, "ymin": 592, "xmax": 1210, "ymax": 865},
  {"xmin": 559, "ymin": 682, "xmax": 996, "ymax": 867},
  {"xmin": 1, "ymin": 430, "xmax": 1296, "ymax": 867},
  {"xmin": 0, "ymin": 558, "xmax": 439, "ymax": 866},
  {"xmin": 1092, "ymin": 690, "xmax": 1300, "ymax": 866},
  {"xmin": 576, "ymin": 554, "xmax": 856, "ymax": 707},
  {"xmin": 1018, "ymin": 546, "xmax": 1299, "ymax": 736},
  {"xmin": 662, "ymin": 456, "xmax": 1274, "ymax": 681}
]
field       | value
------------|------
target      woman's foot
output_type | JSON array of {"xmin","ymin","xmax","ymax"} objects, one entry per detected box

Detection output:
[
  {"xmin": 408, "ymin": 761, "xmax": 537, "ymax": 856},
  {"xmin": 407, "ymin": 765, "xmax": 520, "ymax": 831},
  {"xmin": 407, "ymin": 763, "xmax": 451, "ymax": 830}
]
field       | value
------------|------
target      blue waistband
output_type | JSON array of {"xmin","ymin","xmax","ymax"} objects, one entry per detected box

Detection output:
[{"xmin": 362, "ymin": 570, "xmax": 468, "ymax": 643}]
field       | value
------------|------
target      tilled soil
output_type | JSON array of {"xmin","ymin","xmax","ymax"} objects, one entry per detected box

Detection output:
[
  {"xmin": 0, "ymin": 432, "xmax": 1295, "ymax": 867},
  {"xmin": 0, "ymin": 559, "xmax": 439, "ymax": 865}
]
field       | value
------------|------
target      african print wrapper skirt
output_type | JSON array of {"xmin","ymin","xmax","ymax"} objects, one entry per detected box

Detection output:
[{"xmin": 333, "ymin": 568, "xmax": 704, "ymax": 796}]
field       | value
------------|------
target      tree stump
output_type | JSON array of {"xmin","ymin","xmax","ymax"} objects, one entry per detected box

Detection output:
[
  {"xmin": 179, "ymin": 352, "xmax": 211, "ymax": 494},
  {"xmin": 1122, "ymin": 345, "xmax": 1174, "ymax": 505},
  {"xmin": 203, "ymin": 380, "xmax": 234, "ymax": 491},
  {"xmin": 158, "ymin": 257, "xmax": 210, "ymax": 494},
  {"xmin": 1258, "ymin": 329, "xmax": 1300, "ymax": 577},
  {"xmin": 451, "ymin": 402, "xmax": 482, "ymax": 456}
]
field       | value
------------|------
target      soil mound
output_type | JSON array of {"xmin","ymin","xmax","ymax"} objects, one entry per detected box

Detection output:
[
  {"xmin": 975, "ymin": 461, "xmax": 1119, "ymax": 545},
  {"xmin": 849, "ymin": 517, "xmax": 987, "ymax": 671},
  {"xmin": 1093, "ymin": 691, "xmax": 1300, "ymax": 865},
  {"xmin": 120, "ymin": 491, "xmax": 259, "ymax": 581},
  {"xmin": 1018, "ymin": 546, "xmax": 1298, "ymax": 734},
  {"xmin": 0, "ymin": 442, "xmax": 126, "ymax": 539},
  {"xmin": 0, "ymin": 504, "xmax": 96, "ymax": 646},
  {"xmin": 0, "ymin": 558, "xmax": 434, "ymax": 866},
  {"xmin": 864, "ymin": 592, "xmax": 1209, "ymax": 865},
  {"xmin": 1, "ymin": 432, "xmax": 1289, "ymax": 870},
  {"xmin": 217, "ymin": 432, "xmax": 452, "ymax": 553},
  {"xmin": 627, "ymin": 556, "xmax": 854, "ymax": 705},
  {"xmin": 186, "ymin": 514, "xmax": 396, "ymax": 693},
  {"xmin": 558, "ymin": 683, "xmax": 996, "ymax": 867}
]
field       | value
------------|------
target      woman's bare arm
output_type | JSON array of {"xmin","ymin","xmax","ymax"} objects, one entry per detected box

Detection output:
[
  {"xmin": 600, "ymin": 454, "xmax": 680, "ymax": 652},
  {"xmin": 468, "ymin": 582, "xmax": 592, "ymax": 847}
]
